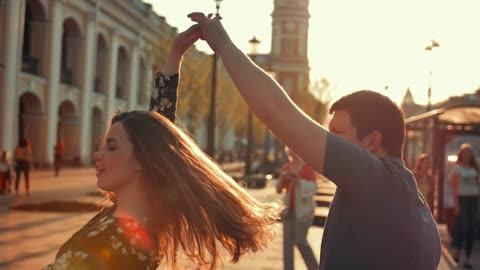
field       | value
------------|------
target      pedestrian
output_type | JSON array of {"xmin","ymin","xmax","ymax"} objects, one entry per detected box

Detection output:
[
  {"xmin": 53, "ymin": 141, "xmax": 64, "ymax": 176},
  {"xmin": 14, "ymin": 138, "xmax": 33, "ymax": 196},
  {"xmin": 43, "ymin": 25, "xmax": 280, "ymax": 270},
  {"xmin": 413, "ymin": 153, "xmax": 434, "ymax": 211},
  {"xmin": 450, "ymin": 144, "xmax": 479, "ymax": 268},
  {"xmin": 0, "ymin": 150, "xmax": 14, "ymax": 193},
  {"xmin": 277, "ymin": 147, "xmax": 319, "ymax": 270},
  {"xmin": 189, "ymin": 13, "xmax": 441, "ymax": 269}
]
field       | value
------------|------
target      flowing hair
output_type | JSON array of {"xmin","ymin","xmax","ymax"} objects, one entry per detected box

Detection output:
[{"xmin": 108, "ymin": 111, "xmax": 281, "ymax": 269}]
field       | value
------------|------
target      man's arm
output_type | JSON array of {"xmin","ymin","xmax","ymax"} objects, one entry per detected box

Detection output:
[{"xmin": 190, "ymin": 14, "xmax": 327, "ymax": 174}]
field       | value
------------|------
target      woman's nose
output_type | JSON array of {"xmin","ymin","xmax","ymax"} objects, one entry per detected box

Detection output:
[{"xmin": 92, "ymin": 151, "xmax": 102, "ymax": 162}]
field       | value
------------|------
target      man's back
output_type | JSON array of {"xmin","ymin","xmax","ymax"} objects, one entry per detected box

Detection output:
[{"xmin": 319, "ymin": 133, "xmax": 441, "ymax": 270}]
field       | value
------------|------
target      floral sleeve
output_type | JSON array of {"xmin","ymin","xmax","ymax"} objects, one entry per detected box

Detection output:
[{"xmin": 149, "ymin": 72, "xmax": 178, "ymax": 123}]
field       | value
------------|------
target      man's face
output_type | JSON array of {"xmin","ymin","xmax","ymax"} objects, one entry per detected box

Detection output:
[{"xmin": 328, "ymin": 110, "xmax": 363, "ymax": 146}]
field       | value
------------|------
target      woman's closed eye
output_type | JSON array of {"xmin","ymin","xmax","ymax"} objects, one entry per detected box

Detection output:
[{"xmin": 105, "ymin": 138, "xmax": 119, "ymax": 151}]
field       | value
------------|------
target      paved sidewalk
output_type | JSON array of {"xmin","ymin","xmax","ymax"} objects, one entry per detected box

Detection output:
[
  {"xmin": 0, "ymin": 168, "xmax": 459, "ymax": 269},
  {"xmin": 0, "ymin": 168, "xmax": 321, "ymax": 269}
]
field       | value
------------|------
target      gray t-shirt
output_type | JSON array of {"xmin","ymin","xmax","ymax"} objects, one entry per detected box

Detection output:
[{"xmin": 320, "ymin": 133, "xmax": 441, "ymax": 270}]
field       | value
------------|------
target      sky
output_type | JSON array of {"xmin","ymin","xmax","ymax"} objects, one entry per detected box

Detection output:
[{"xmin": 143, "ymin": 0, "xmax": 480, "ymax": 105}]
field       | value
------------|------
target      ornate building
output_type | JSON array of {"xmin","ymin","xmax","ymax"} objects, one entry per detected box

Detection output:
[
  {"xmin": 269, "ymin": 0, "xmax": 310, "ymax": 102},
  {"xmin": 0, "ymin": 0, "xmax": 178, "ymax": 166}
]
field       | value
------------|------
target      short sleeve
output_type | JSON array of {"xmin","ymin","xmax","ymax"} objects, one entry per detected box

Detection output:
[
  {"xmin": 448, "ymin": 165, "xmax": 461, "ymax": 181},
  {"xmin": 323, "ymin": 132, "xmax": 388, "ymax": 194}
]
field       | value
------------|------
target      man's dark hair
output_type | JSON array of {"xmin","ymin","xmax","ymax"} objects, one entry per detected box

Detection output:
[{"xmin": 329, "ymin": 90, "xmax": 405, "ymax": 158}]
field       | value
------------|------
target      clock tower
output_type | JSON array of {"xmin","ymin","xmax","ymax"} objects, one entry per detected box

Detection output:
[{"xmin": 270, "ymin": 0, "xmax": 310, "ymax": 102}]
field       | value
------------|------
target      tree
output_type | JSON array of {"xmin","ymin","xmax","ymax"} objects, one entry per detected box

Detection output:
[{"xmin": 300, "ymin": 77, "xmax": 335, "ymax": 125}]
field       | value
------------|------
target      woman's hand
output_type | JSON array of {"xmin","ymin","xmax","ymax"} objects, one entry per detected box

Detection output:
[
  {"xmin": 188, "ymin": 12, "xmax": 230, "ymax": 55},
  {"xmin": 162, "ymin": 25, "xmax": 201, "ymax": 75},
  {"xmin": 171, "ymin": 24, "xmax": 202, "ymax": 57}
]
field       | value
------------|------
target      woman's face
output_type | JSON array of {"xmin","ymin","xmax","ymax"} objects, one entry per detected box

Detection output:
[
  {"xmin": 459, "ymin": 148, "xmax": 474, "ymax": 164},
  {"xmin": 93, "ymin": 122, "xmax": 141, "ymax": 193},
  {"xmin": 419, "ymin": 157, "xmax": 432, "ymax": 172}
]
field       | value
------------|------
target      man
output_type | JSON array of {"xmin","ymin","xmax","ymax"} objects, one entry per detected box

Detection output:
[{"xmin": 189, "ymin": 13, "xmax": 441, "ymax": 269}]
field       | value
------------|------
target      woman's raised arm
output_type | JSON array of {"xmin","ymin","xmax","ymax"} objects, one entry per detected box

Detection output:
[{"xmin": 149, "ymin": 25, "xmax": 201, "ymax": 122}]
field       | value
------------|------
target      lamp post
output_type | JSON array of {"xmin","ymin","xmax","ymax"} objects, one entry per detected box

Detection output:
[
  {"xmin": 424, "ymin": 39, "xmax": 439, "ymax": 112},
  {"xmin": 422, "ymin": 39, "xmax": 439, "ymax": 153},
  {"xmin": 245, "ymin": 36, "xmax": 260, "ymax": 176},
  {"xmin": 206, "ymin": 0, "xmax": 223, "ymax": 158}
]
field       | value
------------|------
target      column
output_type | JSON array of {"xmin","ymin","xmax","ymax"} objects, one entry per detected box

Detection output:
[
  {"xmin": 127, "ymin": 45, "xmax": 139, "ymax": 110},
  {"xmin": 144, "ymin": 60, "xmax": 153, "ymax": 110},
  {"xmin": 105, "ymin": 30, "xmax": 119, "ymax": 117},
  {"xmin": 1, "ymin": 0, "xmax": 24, "ymax": 152},
  {"xmin": 45, "ymin": 0, "xmax": 63, "ymax": 164},
  {"xmin": 79, "ymin": 12, "xmax": 97, "ymax": 164}
]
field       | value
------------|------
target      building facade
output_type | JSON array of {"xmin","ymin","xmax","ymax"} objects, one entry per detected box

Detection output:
[
  {"xmin": 0, "ymin": 0, "xmax": 177, "ymax": 165},
  {"xmin": 270, "ymin": 0, "xmax": 310, "ymax": 102}
]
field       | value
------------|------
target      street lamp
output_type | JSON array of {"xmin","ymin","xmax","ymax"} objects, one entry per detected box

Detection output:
[
  {"xmin": 422, "ymin": 39, "xmax": 439, "ymax": 153},
  {"xmin": 206, "ymin": 0, "xmax": 223, "ymax": 158},
  {"xmin": 244, "ymin": 36, "xmax": 260, "ymax": 176},
  {"xmin": 424, "ymin": 39, "xmax": 440, "ymax": 112}
]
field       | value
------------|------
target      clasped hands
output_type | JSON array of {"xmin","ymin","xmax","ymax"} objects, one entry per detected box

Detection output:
[{"xmin": 170, "ymin": 12, "xmax": 230, "ymax": 57}]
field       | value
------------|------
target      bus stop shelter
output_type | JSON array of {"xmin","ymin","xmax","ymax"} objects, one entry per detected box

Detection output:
[{"xmin": 404, "ymin": 105, "xmax": 480, "ymax": 222}]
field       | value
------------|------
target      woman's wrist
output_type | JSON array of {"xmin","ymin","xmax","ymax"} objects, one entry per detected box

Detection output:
[{"xmin": 162, "ymin": 53, "xmax": 183, "ymax": 75}]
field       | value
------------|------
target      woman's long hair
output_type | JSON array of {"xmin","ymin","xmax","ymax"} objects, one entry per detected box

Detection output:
[
  {"xmin": 456, "ymin": 144, "xmax": 479, "ymax": 173},
  {"xmin": 110, "ymin": 111, "xmax": 281, "ymax": 269}
]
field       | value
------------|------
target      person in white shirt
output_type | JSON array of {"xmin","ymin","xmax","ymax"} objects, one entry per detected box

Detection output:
[{"xmin": 450, "ymin": 144, "xmax": 480, "ymax": 268}]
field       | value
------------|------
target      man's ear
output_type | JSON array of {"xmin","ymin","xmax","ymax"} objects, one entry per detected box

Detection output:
[{"xmin": 363, "ymin": 130, "xmax": 383, "ymax": 153}]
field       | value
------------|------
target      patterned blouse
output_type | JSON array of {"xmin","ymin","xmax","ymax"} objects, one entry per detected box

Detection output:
[{"xmin": 43, "ymin": 72, "xmax": 179, "ymax": 270}]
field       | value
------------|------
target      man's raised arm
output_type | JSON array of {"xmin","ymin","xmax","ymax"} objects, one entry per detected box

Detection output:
[{"xmin": 189, "ymin": 13, "xmax": 327, "ymax": 173}]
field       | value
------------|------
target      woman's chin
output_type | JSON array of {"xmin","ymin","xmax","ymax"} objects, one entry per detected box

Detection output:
[{"xmin": 96, "ymin": 178, "xmax": 110, "ymax": 191}]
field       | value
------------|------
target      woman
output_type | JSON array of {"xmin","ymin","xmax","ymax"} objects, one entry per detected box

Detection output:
[
  {"xmin": 277, "ymin": 148, "xmax": 319, "ymax": 270},
  {"xmin": 44, "ymin": 26, "xmax": 280, "ymax": 270},
  {"xmin": 413, "ymin": 153, "xmax": 434, "ymax": 210},
  {"xmin": 14, "ymin": 138, "xmax": 32, "ymax": 195},
  {"xmin": 450, "ymin": 144, "xmax": 479, "ymax": 268}
]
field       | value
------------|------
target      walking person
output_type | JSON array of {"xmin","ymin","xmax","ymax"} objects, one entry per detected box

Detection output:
[
  {"xmin": 277, "ymin": 148, "xmax": 319, "ymax": 270},
  {"xmin": 53, "ymin": 141, "xmax": 64, "ymax": 176},
  {"xmin": 189, "ymin": 13, "xmax": 441, "ymax": 269},
  {"xmin": 44, "ymin": 25, "xmax": 280, "ymax": 270},
  {"xmin": 14, "ymin": 138, "xmax": 33, "ymax": 196},
  {"xmin": 450, "ymin": 144, "xmax": 479, "ymax": 268},
  {"xmin": 0, "ymin": 150, "xmax": 14, "ymax": 193},
  {"xmin": 413, "ymin": 153, "xmax": 434, "ymax": 211}
]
